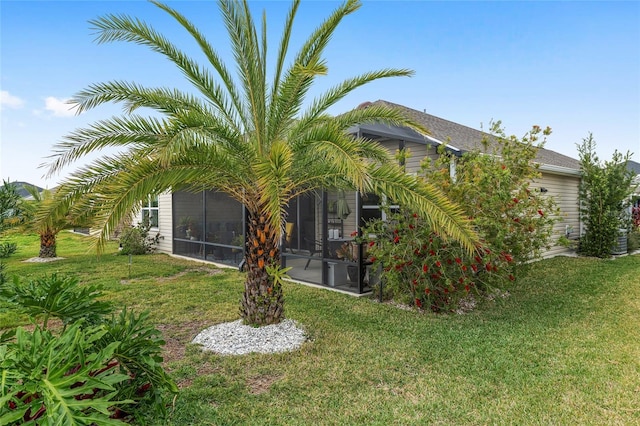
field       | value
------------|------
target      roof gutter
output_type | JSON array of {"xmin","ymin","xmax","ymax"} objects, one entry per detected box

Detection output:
[
  {"xmin": 424, "ymin": 135, "xmax": 461, "ymax": 155},
  {"xmin": 538, "ymin": 163, "xmax": 582, "ymax": 177}
]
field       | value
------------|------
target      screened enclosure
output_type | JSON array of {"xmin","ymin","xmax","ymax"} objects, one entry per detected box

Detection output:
[
  {"xmin": 171, "ymin": 189, "xmax": 378, "ymax": 293},
  {"xmin": 169, "ymin": 123, "xmax": 426, "ymax": 293}
]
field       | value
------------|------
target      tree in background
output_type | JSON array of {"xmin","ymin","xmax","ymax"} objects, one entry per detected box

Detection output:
[
  {"xmin": 424, "ymin": 123, "xmax": 560, "ymax": 271},
  {"xmin": 1, "ymin": 180, "xmax": 31, "ymax": 285},
  {"xmin": 577, "ymin": 134, "xmax": 636, "ymax": 258},
  {"xmin": 0, "ymin": 180, "xmax": 28, "ymax": 234},
  {"xmin": 0, "ymin": 180, "xmax": 29, "ymax": 261},
  {"xmin": 362, "ymin": 123, "xmax": 561, "ymax": 311},
  {"xmin": 24, "ymin": 186, "xmax": 70, "ymax": 258},
  {"xmin": 43, "ymin": 0, "xmax": 478, "ymax": 326}
]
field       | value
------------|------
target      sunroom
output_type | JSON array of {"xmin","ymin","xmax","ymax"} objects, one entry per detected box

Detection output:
[{"xmin": 169, "ymin": 122, "xmax": 437, "ymax": 294}]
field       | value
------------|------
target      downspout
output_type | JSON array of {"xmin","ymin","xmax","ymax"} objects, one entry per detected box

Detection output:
[{"xmin": 449, "ymin": 156, "xmax": 457, "ymax": 182}]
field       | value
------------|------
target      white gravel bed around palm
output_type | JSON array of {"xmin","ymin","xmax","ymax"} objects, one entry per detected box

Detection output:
[
  {"xmin": 23, "ymin": 257, "xmax": 65, "ymax": 263},
  {"xmin": 192, "ymin": 319, "xmax": 306, "ymax": 356}
]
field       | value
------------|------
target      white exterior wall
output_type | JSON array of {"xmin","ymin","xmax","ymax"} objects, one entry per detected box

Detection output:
[
  {"xmin": 155, "ymin": 191, "xmax": 173, "ymax": 253},
  {"xmin": 131, "ymin": 191, "xmax": 173, "ymax": 254}
]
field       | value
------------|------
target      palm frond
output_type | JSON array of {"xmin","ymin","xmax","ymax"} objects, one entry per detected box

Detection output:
[
  {"xmin": 296, "ymin": 69, "xmax": 414, "ymax": 132},
  {"xmin": 294, "ymin": 0, "xmax": 360, "ymax": 68},
  {"xmin": 266, "ymin": 0, "xmax": 360, "ymax": 144},
  {"xmin": 73, "ymin": 81, "xmax": 210, "ymax": 117},
  {"xmin": 219, "ymin": 0, "xmax": 267, "ymax": 145},
  {"xmin": 330, "ymin": 104, "xmax": 428, "ymax": 135},
  {"xmin": 269, "ymin": 0, "xmax": 300, "ymax": 104},
  {"xmin": 149, "ymin": 1, "xmax": 246, "ymax": 130},
  {"xmin": 46, "ymin": 115, "xmax": 169, "ymax": 176},
  {"xmin": 297, "ymin": 134, "xmax": 370, "ymax": 190},
  {"xmin": 368, "ymin": 163, "xmax": 479, "ymax": 254},
  {"xmin": 89, "ymin": 12, "xmax": 236, "ymax": 128},
  {"xmin": 254, "ymin": 140, "xmax": 295, "ymax": 235}
]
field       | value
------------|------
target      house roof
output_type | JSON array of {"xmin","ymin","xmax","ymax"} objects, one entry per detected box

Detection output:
[
  {"xmin": 10, "ymin": 181, "xmax": 43, "ymax": 199},
  {"xmin": 357, "ymin": 100, "xmax": 581, "ymax": 171},
  {"xmin": 627, "ymin": 160, "xmax": 640, "ymax": 176}
]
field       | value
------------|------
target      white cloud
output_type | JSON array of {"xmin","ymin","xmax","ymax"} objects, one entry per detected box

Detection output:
[
  {"xmin": 44, "ymin": 96, "xmax": 79, "ymax": 117},
  {"xmin": 0, "ymin": 90, "xmax": 25, "ymax": 109}
]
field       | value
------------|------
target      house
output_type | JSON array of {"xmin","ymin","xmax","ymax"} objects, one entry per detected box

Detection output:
[
  {"xmin": 628, "ymin": 160, "xmax": 640, "ymax": 191},
  {"xmin": 361, "ymin": 100, "xmax": 582, "ymax": 258},
  {"xmin": 628, "ymin": 160, "xmax": 640, "ymax": 210},
  {"xmin": 145, "ymin": 100, "xmax": 582, "ymax": 293}
]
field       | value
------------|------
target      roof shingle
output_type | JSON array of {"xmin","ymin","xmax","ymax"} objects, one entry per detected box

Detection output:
[{"xmin": 368, "ymin": 100, "xmax": 581, "ymax": 170}]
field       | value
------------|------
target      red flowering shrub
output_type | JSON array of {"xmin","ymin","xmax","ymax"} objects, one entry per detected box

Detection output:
[
  {"xmin": 362, "ymin": 210, "xmax": 513, "ymax": 312},
  {"xmin": 632, "ymin": 206, "xmax": 640, "ymax": 229},
  {"xmin": 361, "ymin": 123, "xmax": 559, "ymax": 312},
  {"xmin": 423, "ymin": 122, "xmax": 559, "ymax": 268}
]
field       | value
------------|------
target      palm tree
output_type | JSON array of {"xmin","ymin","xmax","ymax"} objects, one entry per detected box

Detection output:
[
  {"xmin": 0, "ymin": 180, "xmax": 27, "ymax": 233},
  {"xmin": 24, "ymin": 187, "xmax": 70, "ymax": 258},
  {"xmin": 45, "ymin": 0, "xmax": 478, "ymax": 325}
]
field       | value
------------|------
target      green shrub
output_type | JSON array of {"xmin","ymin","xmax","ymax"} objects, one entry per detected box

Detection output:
[
  {"xmin": 0, "ymin": 273, "xmax": 178, "ymax": 424},
  {"xmin": 0, "ymin": 243, "xmax": 17, "ymax": 259},
  {"xmin": 119, "ymin": 222, "xmax": 160, "ymax": 255},
  {"xmin": 365, "ymin": 123, "xmax": 559, "ymax": 311},
  {"xmin": 0, "ymin": 324, "xmax": 133, "ymax": 425},
  {"xmin": 577, "ymin": 135, "xmax": 636, "ymax": 257},
  {"xmin": 628, "ymin": 229, "xmax": 640, "ymax": 252},
  {"xmin": 97, "ymin": 308, "xmax": 177, "ymax": 422},
  {"xmin": 0, "ymin": 274, "xmax": 112, "ymax": 329},
  {"xmin": 423, "ymin": 122, "xmax": 559, "ymax": 268},
  {"xmin": 362, "ymin": 210, "xmax": 511, "ymax": 312}
]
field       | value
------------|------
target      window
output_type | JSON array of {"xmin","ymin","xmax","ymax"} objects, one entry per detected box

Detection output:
[{"xmin": 141, "ymin": 195, "xmax": 159, "ymax": 228}]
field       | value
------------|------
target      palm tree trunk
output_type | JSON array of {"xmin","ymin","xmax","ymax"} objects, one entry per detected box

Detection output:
[
  {"xmin": 240, "ymin": 214, "xmax": 284, "ymax": 326},
  {"xmin": 39, "ymin": 229, "xmax": 57, "ymax": 258}
]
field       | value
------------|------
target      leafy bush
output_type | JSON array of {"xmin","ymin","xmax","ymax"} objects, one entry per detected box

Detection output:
[
  {"xmin": 628, "ymin": 229, "xmax": 640, "ymax": 252},
  {"xmin": 577, "ymin": 135, "xmax": 636, "ymax": 257},
  {"xmin": 364, "ymin": 124, "xmax": 558, "ymax": 311},
  {"xmin": 0, "ymin": 274, "xmax": 112, "ymax": 329},
  {"xmin": 0, "ymin": 273, "xmax": 178, "ymax": 424},
  {"xmin": 0, "ymin": 324, "xmax": 133, "ymax": 425},
  {"xmin": 362, "ymin": 210, "xmax": 511, "ymax": 312},
  {"xmin": 97, "ymin": 309, "xmax": 177, "ymax": 421},
  {"xmin": 423, "ymin": 122, "xmax": 559, "ymax": 268},
  {"xmin": 119, "ymin": 221, "xmax": 160, "ymax": 255}
]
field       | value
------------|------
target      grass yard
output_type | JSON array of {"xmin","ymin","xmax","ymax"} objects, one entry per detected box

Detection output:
[{"xmin": 2, "ymin": 231, "xmax": 639, "ymax": 425}]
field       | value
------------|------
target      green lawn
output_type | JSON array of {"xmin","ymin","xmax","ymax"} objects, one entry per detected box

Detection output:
[{"xmin": 2, "ymin": 231, "xmax": 639, "ymax": 425}]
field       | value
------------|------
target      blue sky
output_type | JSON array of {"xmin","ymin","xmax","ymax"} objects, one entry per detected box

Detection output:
[{"xmin": 1, "ymin": 0, "xmax": 639, "ymax": 188}]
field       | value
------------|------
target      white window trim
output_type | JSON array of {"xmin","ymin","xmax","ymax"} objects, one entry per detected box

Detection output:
[{"xmin": 141, "ymin": 195, "xmax": 159, "ymax": 229}]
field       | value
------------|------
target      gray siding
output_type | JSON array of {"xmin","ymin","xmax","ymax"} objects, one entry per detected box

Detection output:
[
  {"xmin": 405, "ymin": 142, "xmax": 438, "ymax": 174},
  {"xmin": 535, "ymin": 171, "xmax": 581, "ymax": 258}
]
